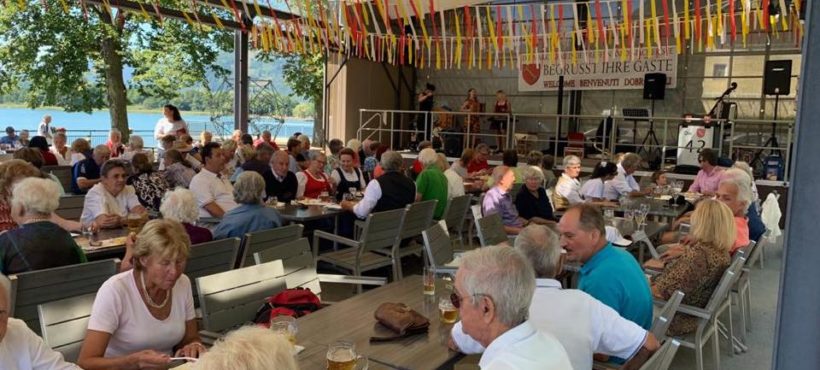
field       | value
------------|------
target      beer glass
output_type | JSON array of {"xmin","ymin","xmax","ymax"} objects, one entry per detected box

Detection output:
[
  {"xmin": 126, "ymin": 212, "xmax": 146, "ymax": 234},
  {"xmin": 270, "ymin": 316, "xmax": 297, "ymax": 345},
  {"xmin": 422, "ymin": 267, "xmax": 435, "ymax": 296},
  {"xmin": 326, "ymin": 341, "xmax": 368, "ymax": 370},
  {"xmin": 438, "ymin": 297, "xmax": 458, "ymax": 324}
]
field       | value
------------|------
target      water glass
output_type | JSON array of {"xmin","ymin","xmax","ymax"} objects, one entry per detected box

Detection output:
[
  {"xmin": 270, "ymin": 316, "xmax": 298, "ymax": 345},
  {"xmin": 624, "ymin": 209, "xmax": 635, "ymax": 225},
  {"xmin": 422, "ymin": 267, "xmax": 435, "ymax": 296}
]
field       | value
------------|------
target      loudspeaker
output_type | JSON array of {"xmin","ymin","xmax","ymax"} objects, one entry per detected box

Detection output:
[
  {"xmin": 643, "ymin": 73, "xmax": 667, "ymax": 100},
  {"xmin": 442, "ymin": 131, "xmax": 463, "ymax": 158},
  {"xmin": 763, "ymin": 60, "xmax": 792, "ymax": 95}
]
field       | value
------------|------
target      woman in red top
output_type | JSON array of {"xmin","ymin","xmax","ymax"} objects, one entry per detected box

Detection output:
[
  {"xmin": 491, "ymin": 90, "xmax": 511, "ymax": 152},
  {"xmin": 106, "ymin": 129, "xmax": 126, "ymax": 158},
  {"xmin": 297, "ymin": 152, "xmax": 334, "ymax": 199},
  {"xmin": 460, "ymin": 88, "xmax": 482, "ymax": 148}
]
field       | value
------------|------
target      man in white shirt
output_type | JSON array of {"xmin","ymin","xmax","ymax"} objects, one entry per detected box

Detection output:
[
  {"xmin": 603, "ymin": 153, "xmax": 650, "ymax": 200},
  {"xmin": 189, "ymin": 142, "xmax": 238, "ymax": 218},
  {"xmin": 37, "ymin": 115, "xmax": 53, "ymax": 144},
  {"xmin": 340, "ymin": 151, "xmax": 415, "ymax": 219},
  {"xmin": 451, "ymin": 225, "xmax": 659, "ymax": 370},
  {"xmin": 80, "ymin": 160, "xmax": 146, "ymax": 228},
  {"xmin": 448, "ymin": 245, "xmax": 572, "ymax": 370},
  {"xmin": 0, "ymin": 280, "xmax": 81, "ymax": 370},
  {"xmin": 553, "ymin": 155, "xmax": 583, "ymax": 210}
]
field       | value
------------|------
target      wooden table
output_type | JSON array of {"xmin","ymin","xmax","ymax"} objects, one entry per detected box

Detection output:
[
  {"xmin": 295, "ymin": 276, "xmax": 461, "ymax": 370},
  {"xmin": 77, "ymin": 227, "xmax": 129, "ymax": 261}
]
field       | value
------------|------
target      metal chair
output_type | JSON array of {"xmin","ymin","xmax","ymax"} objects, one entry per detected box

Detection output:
[
  {"xmin": 4, "ymin": 259, "xmax": 119, "ymax": 335},
  {"xmin": 374, "ymin": 200, "xmax": 437, "ymax": 279},
  {"xmin": 656, "ymin": 256, "xmax": 745, "ymax": 370},
  {"xmin": 313, "ymin": 208, "xmax": 406, "ymax": 292},
  {"xmin": 639, "ymin": 339, "xmax": 682, "ymax": 370},
  {"xmin": 731, "ymin": 240, "xmax": 759, "ymax": 351},
  {"xmin": 54, "ymin": 195, "xmax": 85, "ymax": 221},
  {"xmin": 37, "ymin": 293, "xmax": 96, "ymax": 362},
  {"xmin": 253, "ymin": 238, "xmax": 386, "ymax": 302},
  {"xmin": 237, "ymin": 224, "xmax": 304, "ymax": 267},
  {"xmin": 422, "ymin": 221, "xmax": 461, "ymax": 276},
  {"xmin": 652, "ymin": 291, "xmax": 685, "ymax": 341},
  {"xmin": 632, "ymin": 229, "xmax": 661, "ymax": 261},
  {"xmin": 439, "ymin": 194, "xmax": 472, "ymax": 248},
  {"xmin": 185, "ymin": 237, "xmax": 242, "ymax": 307},
  {"xmin": 196, "ymin": 259, "xmax": 286, "ymax": 334}
]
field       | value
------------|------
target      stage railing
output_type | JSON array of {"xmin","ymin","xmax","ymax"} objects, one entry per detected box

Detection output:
[{"xmin": 357, "ymin": 108, "xmax": 794, "ymax": 181}]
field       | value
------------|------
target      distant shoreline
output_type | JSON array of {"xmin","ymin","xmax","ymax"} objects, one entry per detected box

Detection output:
[{"xmin": 0, "ymin": 103, "xmax": 313, "ymax": 121}]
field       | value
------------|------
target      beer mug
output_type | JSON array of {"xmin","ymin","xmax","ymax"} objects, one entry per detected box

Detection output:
[
  {"xmin": 126, "ymin": 212, "xmax": 144, "ymax": 234},
  {"xmin": 438, "ymin": 297, "xmax": 458, "ymax": 324},
  {"xmin": 270, "ymin": 316, "xmax": 297, "ymax": 345},
  {"xmin": 326, "ymin": 341, "xmax": 368, "ymax": 370}
]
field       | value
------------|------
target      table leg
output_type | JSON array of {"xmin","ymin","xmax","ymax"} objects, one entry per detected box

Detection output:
[{"xmin": 333, "ymin": 214, "xmax": 339, "ymax": 251}]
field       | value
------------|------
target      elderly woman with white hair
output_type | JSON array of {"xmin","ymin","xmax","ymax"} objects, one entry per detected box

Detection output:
[
  {"xmin": 552, "ymin": 155, "xmax": 584, "ymax": 211},
  {"xmin": 212, "ymin": 171, "xmax": 282, "ymax": 239},
  {"xmin": 415, "ymin": 148, "xmax": 449, "ymax": 219},
  {"xmin": 296, "ymin": 151, "xmax": 334, "ymax": 199},
  {"xmin": 514, "ymin": 166, "xmax": 555, "ymax": 224},
  {"xmin": 438, "ymin": 153, "xmax": 465, "ymax": 199},
  {"xmin": 78, "ymin": 219, "xmax": 204, "ymax": 370},
  {"xmin": 194, "ymin": 326, "xmax": 298, "ymax": 370},
  {"xmin": 121, "ymin": 135, "xmax": 152, "ymax": 162},
  {"xmin": 0, "ymin": 177, "xmax": 86, "ymax": 275},
  {"xmin": 106, "ymin": 128, "xmax": 126, "ymax": 158},
  {"xmin": 160, "ymin": 188, "xmax": 213, "ymax": 245}
]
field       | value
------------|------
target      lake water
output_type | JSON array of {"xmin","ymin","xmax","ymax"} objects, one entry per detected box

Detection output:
[{"xmin": 0, "ymin": 107, "xmax": 314, "ymax": 148}]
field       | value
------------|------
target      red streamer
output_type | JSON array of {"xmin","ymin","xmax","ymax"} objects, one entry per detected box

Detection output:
[
  {"xmin": 695, "ymin": 0, "xmax": 702, "ymax": 42},
  {"xmin": 661, "ymin": 0, "xmax": 671, "ymax": 45},
  {"xmin": 762, "ymin": 0, "xmax": 770, "ymax": 32},
  {"xmin": 595, "ymin": 0, "xmax": 606, "ymax": 42},
  {"xmin": 729, "ymin": 0, "xmax": 736, "ymax": 43},
  {"xmin": 496, "ymin": 5, "xmax": 503, "ymax": 51}
]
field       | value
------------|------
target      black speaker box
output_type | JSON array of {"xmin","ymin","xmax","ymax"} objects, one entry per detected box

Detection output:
[
  {"xmin": 442, "ymin": 131, "xmax": 463, "ymax": 158},
  {"xmin": 643, "ymin": 73, "xmax": 667, "ymax": 100},
  {"xmin": 763, "ymin": 60, "xmax": 792, "ymax": 95}
]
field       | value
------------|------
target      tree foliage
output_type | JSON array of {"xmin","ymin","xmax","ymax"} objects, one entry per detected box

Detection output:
[{"xmin": 0, "ymin": 1, "xmax": 232, "ymax": 134}]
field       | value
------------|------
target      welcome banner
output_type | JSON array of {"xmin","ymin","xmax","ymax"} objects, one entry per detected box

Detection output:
[{"xmin": 518, "ymin": 46, "xmax": 678, "ymax": 92}]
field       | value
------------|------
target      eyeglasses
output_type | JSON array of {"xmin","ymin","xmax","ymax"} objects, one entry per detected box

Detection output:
[{"xmin": 449, "ymin": 291, "xmax": 491, "ymax": 309}]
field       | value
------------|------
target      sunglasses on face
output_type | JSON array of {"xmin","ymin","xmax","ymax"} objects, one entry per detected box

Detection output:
[{"xmin": 450, "ymin": 291, "xmax": 491, "ymax": 309}]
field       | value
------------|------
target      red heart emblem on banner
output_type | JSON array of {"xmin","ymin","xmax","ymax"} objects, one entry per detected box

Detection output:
[
  {"xmin": 522, "ymin": 64, "xmax": 540, "ymax": 86},
  {"xmin": 696, "ymin": 128, "xmax": 706, "ymax": 137}
]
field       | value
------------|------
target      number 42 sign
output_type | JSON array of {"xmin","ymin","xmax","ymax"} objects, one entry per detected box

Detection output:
[{"xmin": 677, "ymin": 125, "xmax": 715, "ymax": 166}]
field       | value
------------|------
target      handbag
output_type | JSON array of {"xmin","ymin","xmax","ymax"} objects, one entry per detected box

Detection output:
[{"xmin": 370, "ymin": 302, "xmax": 430, "ymax": 342}]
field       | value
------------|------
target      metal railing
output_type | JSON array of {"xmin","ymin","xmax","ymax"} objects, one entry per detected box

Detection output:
[{"xmin": 358, "ymin": 108, "xmax": 794, "ymax": 182}]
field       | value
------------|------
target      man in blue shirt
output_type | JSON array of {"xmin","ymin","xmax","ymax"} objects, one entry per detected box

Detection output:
[
  {"xmin": 0, "ymin": 126, "xmax": 19, "ymax": 146},
  {"xmin": 71, "ymin": 145, "xmax": 110, "ymax": 194},
  {"xmin": 558, "ymin": 203, "xmax": 653, "ymax": 330}
]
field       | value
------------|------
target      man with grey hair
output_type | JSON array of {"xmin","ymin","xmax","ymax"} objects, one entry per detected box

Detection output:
[
  {"xmin": 452, "ymin": 225, "xmax": 659, "ymax": 370},
  {"xmin": 241, "ymin": 142, "xmax": 276, "ymax": 175},
  {"xmin": 553, "ymin": 155, "xmax": 583, "ymax": 210},
  {"xmin": 0, "ymin": 280, "xmax": 83, "ymax": 369},
  {"xmin": 212, "ymin": 171, "xmax": 282, "ymax": 239},
  {"xmin": 415, "ymin": 148, "xmax": 449, "ymax": 218},
  {"xmin": 341, "ymin": 150, "xmax": 415, "ymax": 219},
  {"xmin": 449, "ymin": 245, "xmax": 572, "ymax": 369},
  {"xmin": 72, "ymin": 144, "xmax": 111, "ymax": 194},
  {"xmin": 37, "ymin": 114, "xmax": 53, "ymax": 143},
  {"xmin": 482, "ymin": 165, "xmax": 527, "ymax": 234},
  {"xmin": 603, "ymin": 152, "xmax": 651, "ymax": 199},
  {"xmin": 558, "ymin": 204, "xmax": 653, "ymax": 332},
  {"xmin": 264, "ymin": 150, "xmax": 298, "ymax": 203}
]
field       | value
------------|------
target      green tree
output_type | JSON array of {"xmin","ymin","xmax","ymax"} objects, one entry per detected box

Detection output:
[
  {"xmin": 293, "ymin": 102, "xmax": 315, "ymax": 118},
  {"xmin": 258, "ymin": 52, "xmax": 323, "ymax": 139},
  {"xmin": 0, "ymin": 1, "xmax": 232, "ymax": 140}
]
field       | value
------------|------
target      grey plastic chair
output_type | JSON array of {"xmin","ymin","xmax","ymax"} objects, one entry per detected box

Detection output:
[
  {"xmin": 238, "ymin": 224, "xmax": 304, "ymax": 267},
  {"xmin": 652, "ymin": 290, "xmax": 685, "ymax": 341},
  {"xmin": 313, "ymin": 208, "xmax": 406, "ymax": 292},
  {"xmin": 253, "ymin": 238, "xmax": 386, "ymax": 302},
  {"xmin": 196, "ymin": 260, "xmax": 286, "ymax": 334},
  {"xmin": 475, "ymin": 212, "xmax": 512, "ymax": 247},
  {"xmin": 6, "ymin": 258, "xmax": 119, "ymax": 335},
  {"xmin": 37, "ymin": 293, "xmax": 96, "ymax": 362},
  {"xmin": 422, "ymin": 221, "xmax": 461, "ymax": 276},
  {"xmin": 54, "ymin": 195, "xmax": 85, "ymax": 221},
  {"xmin": 440, "ymin": 194, "xmax": 472, "ymax": 248},
  {"xmin": 639, "ymin": 339, "xmax": 682, "ymax": 370},
  {"xmin": 374, "ymin": 200, "xmax": 437, "ymax": 279},
  {"xmin": 185, "ymin": 237, "xmax": 242, "ymax": 307},
  {"xmin": 43, "ymin": 165, "xmax": 73, "ymax": 193}
]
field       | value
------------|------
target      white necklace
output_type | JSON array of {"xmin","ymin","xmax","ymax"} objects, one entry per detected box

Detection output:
[{"xmin": 139, "ymin": 270, "xmax": 170, "ymax": 309}]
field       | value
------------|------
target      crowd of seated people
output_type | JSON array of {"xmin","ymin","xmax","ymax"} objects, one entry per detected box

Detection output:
[{"xmin": 0, "ymin": 129, "xmax": 775, "ymax": 370}]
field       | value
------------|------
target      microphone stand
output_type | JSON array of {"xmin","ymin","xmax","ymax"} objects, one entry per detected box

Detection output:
[{"xmin": 705, "ymin": 84, "xmax": 736, "ymax": 157}]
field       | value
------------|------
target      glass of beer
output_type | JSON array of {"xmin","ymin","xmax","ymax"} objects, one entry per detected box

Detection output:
[
  {"xmin": 270, "ymin": 316, "xmax": 297, "ymax": 345},
  {"xmin": 126, "ymin": 212, "xmax": 146, "ymax": 234},
  {"xmin": 326, "ymin": 341, "xmax": 368, "ymax": 370},
  {"xmin": 423, "ymin": 267, "xmax": 435, "ymax": 296},
  {"xmin": 439, "ymin": 297, "xmax": 458, "ymax": 324}
]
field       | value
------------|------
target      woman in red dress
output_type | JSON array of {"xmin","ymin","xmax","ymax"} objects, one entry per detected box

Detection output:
[
  {"xmin": 296, "ymin": 152, "xmax": 335, "ymax": 199},
  {"xmin": 461, "ymin": 88, "xmax": 482, "ymax": 148}
]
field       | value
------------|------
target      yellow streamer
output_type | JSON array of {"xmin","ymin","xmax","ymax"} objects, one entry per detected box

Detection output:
[{"xmin": 684, "ymin": 0, "xmax": 690, "ymax": 39}]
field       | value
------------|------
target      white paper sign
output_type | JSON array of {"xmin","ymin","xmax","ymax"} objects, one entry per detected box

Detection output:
[
  {"xmin": 676, "ymin": 125, "xmax": 714, "ymax": 166},
  {"xmin": 518, "ymin": 47, "xmax": 678, "ymax": 92}
]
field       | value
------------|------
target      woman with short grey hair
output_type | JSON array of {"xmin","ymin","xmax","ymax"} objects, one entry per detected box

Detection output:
[
  {"xmin": 212, "ymin": 171, "xmax": 282, "ymax": 239},
  {"xmin": 514, "ymin": 166, "xmax": 555, "ymax": 225},
  {"xmin": 160, "ymin": 188, "xmax": 212, "ymax": 245},
  {"xmin": 553, "ymin": 155, "xmax": 583, "ymax": 210}
]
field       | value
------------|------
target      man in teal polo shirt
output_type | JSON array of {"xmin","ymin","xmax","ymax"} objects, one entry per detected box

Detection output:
[{"xmin": 558, "ymin": 204, "xmax": 653, "ymax": 330}]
